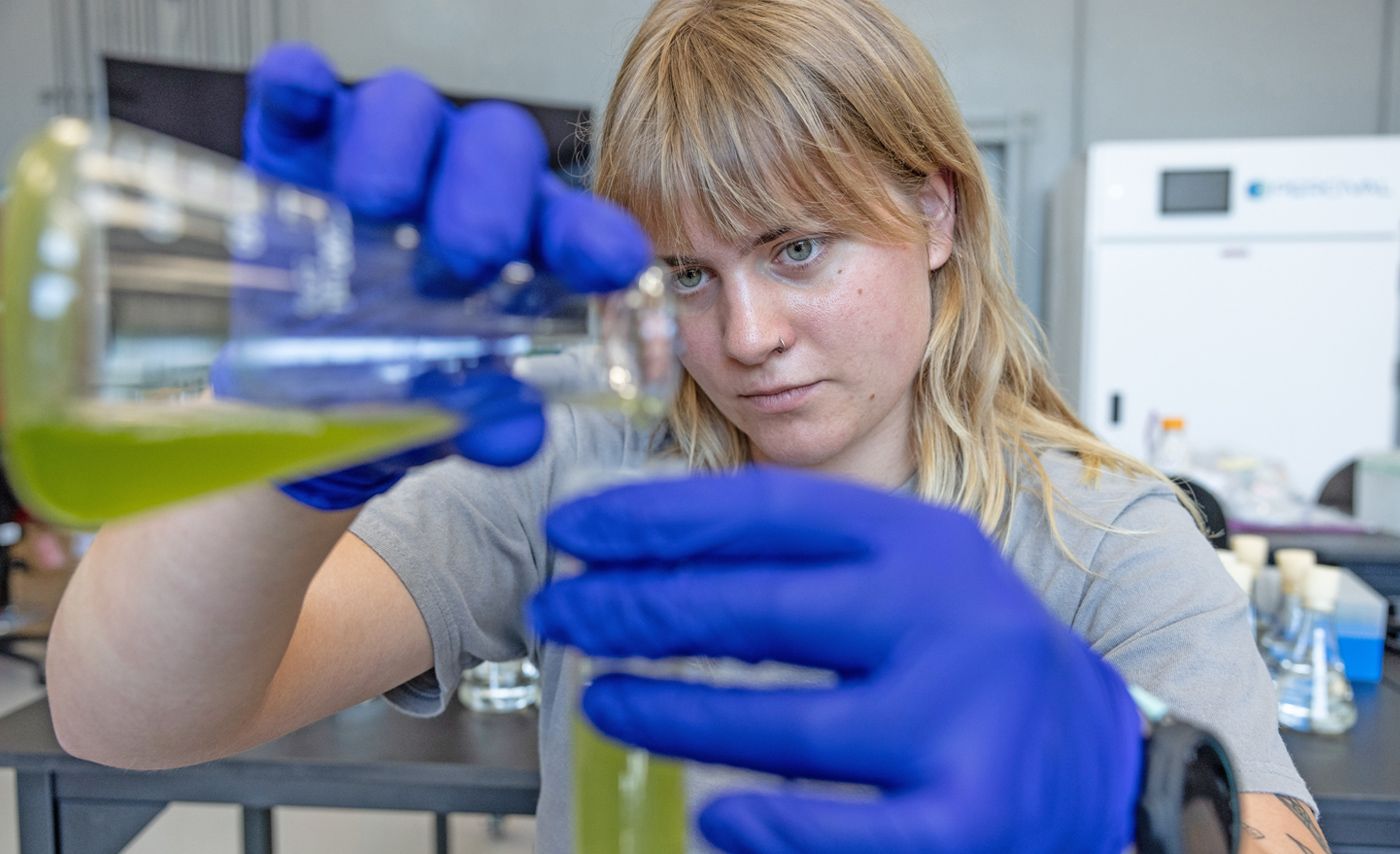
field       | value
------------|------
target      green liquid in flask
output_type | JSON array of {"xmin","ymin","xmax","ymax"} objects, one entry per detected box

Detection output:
[
  {"xmin": 0, "ymin": 121, "xmax": 462, "ymax": 528},
  {"xmin": 4, "ymin": 402, "xmax": 457, "ymax": 528},
  {"xmin": 574, "ymin": 712, "xmax": 686, "ymax": 854}
]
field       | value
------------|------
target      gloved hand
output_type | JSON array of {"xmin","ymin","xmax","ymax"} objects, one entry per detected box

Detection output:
[
  {"xmin": 240, "ymin": 43, "xmax": 652, "ymax": 509},
  {"xmin": 530, "ymin": 469, "xmax": 1145, "ymax": 854}
]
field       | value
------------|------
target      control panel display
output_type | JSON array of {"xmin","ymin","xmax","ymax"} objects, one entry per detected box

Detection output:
[{"xmin": 1161, "ymin": 169, "xmax": 1231, "ymax": 214}]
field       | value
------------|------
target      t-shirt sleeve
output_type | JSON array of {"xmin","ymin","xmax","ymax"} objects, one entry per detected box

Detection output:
[
  {"xmin": 349, "ymin": 456, "xmax": 552, "ymax": 716},
  {"xmin": 1074, "ymin": 487, "xmax": 1316, "ymax": 812},
  {"xmin": 348, "ymin": 405, "xmax": 637, "ymax": 717}
]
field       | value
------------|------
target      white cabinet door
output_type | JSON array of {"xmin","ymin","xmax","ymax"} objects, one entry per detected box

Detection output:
[{"xmin": 1085, "ymin": 238, "xmax": 1400, "ymax": 497}]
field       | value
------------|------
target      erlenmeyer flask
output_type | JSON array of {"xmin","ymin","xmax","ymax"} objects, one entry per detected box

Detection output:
[
  {"xmin": 1275, "ymin": 566, "xmax": 1358, "ymax": 735},
  {"xmin": 1, "ymin": 118, "xmax": 678, "ymax": 527},
  {"xmin": 1261, "ymin": 548, "xmax": 1316, "ymax": 673}
]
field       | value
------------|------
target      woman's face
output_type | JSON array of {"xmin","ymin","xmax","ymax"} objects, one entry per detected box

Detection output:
[{"xmin": 664, "ymin": 175, "xmax": 955, "ymax": 487}]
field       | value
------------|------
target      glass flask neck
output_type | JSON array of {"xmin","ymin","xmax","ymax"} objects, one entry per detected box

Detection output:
[{"xmin": 1287, "ymin": 607, "xmax": 1342, "ymax": 667}]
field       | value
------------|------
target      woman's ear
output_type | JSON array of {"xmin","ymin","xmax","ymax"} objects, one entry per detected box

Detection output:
[{"xmin": 920, "ymin": 170, "xmax": 956, "ymax": 272}]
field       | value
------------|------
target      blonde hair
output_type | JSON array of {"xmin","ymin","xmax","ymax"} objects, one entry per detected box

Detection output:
[{"xmin": 593, "ymin": 0, "xmax": 1182, "ymax": 545}]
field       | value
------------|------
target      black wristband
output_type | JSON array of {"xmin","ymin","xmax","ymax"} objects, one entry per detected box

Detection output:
[{"xmin": 1135, "ymin": 721, "xmax": 1240, "ymax": 854}]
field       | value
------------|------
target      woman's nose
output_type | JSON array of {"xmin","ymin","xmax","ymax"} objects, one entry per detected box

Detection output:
[{"xmin": 719, "ymin": 275, "xmax": 791, "ymax": 366}]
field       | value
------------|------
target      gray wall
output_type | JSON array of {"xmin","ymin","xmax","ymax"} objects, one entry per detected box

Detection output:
[
  {"xmin": 0, "ymin": 3, "xmax": 58, "ymax": 167},
  {"xmin": 2, "ymin": 0, "xmax": 1394, "ymax": 318}
]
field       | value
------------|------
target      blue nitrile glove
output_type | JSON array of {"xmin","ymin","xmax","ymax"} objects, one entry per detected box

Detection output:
[
  {"xmin": 240, "ymin": 43, "xmax": 652, "ymax": 509},
  {"xmin": 530, "ymin": 469, "xmax": 1146, "ymax": 854}
]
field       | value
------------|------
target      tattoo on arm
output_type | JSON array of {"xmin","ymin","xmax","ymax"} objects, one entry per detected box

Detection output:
[
  {"xmin": 1286, "ymin": 833, "xmax": 1315, "ymax": 853},
  {"xmin": 1275, "ymin": 795, "xmax": 1330, "ymax": 853},
  {"xmin": 1241, "ymin": 822, "xmax": 1265, "ymax": 840}
]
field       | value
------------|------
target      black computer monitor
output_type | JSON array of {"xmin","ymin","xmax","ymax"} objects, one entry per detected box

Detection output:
[{"xmin": 104, "ymin": 56, "xmax": 592, "ymax": 179}]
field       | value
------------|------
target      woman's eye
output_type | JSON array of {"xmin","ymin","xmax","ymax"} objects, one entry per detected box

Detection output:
[
  {"xmin": 670, "ymin": 267, "xmax": 708, "ymax": 292},
  {"xmin": 780, "ymin": 237, "xmax": 820, "ymax": 263}
]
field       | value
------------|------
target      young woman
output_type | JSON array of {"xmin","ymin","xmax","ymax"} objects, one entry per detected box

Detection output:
[{"xmin": 48, "ymin": 1, "xmax": 1326, "ymax": 851}]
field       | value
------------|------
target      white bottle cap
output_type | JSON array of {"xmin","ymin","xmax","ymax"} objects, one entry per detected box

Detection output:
[
  {"xmin": 1304, "ymin": 565, "xmax": 1342, "ymax": 612},
  {"xmin": 1230, "ymin": 534, "xmax": 1269, "ymax": 570},
  {"xmin": 1274, "ymin": 548, "xmax": 1317, "ymax": 595}
]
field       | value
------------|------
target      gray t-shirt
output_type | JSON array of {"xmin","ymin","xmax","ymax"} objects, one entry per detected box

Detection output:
[{"xmin": 350, "ymin": 405, "xmax": 1313, "ymax": 852}]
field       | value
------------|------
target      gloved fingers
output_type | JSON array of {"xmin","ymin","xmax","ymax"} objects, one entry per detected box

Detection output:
[
  {"xmin": 417, "ymin": 101, "xmax": 548, "ymax": 293},
  {"xmin": 277, "ymin": 455, "xmax": 415, "ymax": 511},
  {"xmin": 247, "ymin": 43, "xmax": 338, "ymax": 139},
  {"xmin": 579, "ymin": 674, "xmax": 899, "ymax": 786},
  {"xmin": 409, "ymin": 370, "xmax": 546, "ymax": 467},
  {"xmin": 698, "ymin": 790, "xmax": 972, "ymax": 854},
  {"xmin": 332, "ymin": 69, "xmax": 445, "ymax": 220},
  {"xmin": 530, "ymin": 563, "xmax": 890, "ymax": 672},
  {"xmin": 535, "ymin": 172, "xmax": 653, "ymax": 293},
  {"xmin": 545, "ymin": 468, "xmax": 895, "ymax": 563},
  {"xmin": 244, "ymin": 43, "xmax": 340, "ymax": 189},
  {"xmin": 683, "ymin": 651, "xmax": 1145, "ymax": 854}
]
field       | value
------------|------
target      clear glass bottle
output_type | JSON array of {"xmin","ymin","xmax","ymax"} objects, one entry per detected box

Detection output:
[
  {"xmin": 1150, "ymin": 416, "xmax": 1191, "ymax": 474},
  {"xmin": 0, "ymin": 118, "xmax": 679, "ymax": 527},
  {"xmin": 1276, "ymin": 566, "xmax": 1358, "ymax": 735},
  {"xmin": 459, "ymin": 658, "xmax": 540, "ymax": 713},
  {"xmin": 1261, "ymin": 549, "xmax": 1316, "ymax": 673}
]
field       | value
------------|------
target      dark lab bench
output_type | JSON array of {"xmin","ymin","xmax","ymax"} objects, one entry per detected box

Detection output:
[
  {"xmin": 1, "ymin": 658, "xmax": 1398, "ymax": 853},
  {"xmin": 0, "ymin": 695, "xmax": 540, "ymax": 854},
  {"xmin": 1281, "ymin": 652, "xmax": 1400, "ymax": 853}
]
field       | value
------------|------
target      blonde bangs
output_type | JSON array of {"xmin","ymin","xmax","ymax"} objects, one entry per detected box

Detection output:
[{"xmin": 594, "ymin": 3, "xmax": 925, "ymax": 251}]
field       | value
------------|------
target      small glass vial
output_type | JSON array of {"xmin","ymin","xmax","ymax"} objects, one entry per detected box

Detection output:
[
  {"xmin": 1275, "ymin": 566, "xmax": 1358, "ymax": 735},
  {"xmin": 1151, "ymin": 416, "xmax": 1191, "ymax": 474},
  {"xmin": 459, "ymin": 658, "xmax": 540, "ymax": 713}
]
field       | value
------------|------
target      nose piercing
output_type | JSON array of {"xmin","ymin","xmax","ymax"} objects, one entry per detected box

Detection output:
[{"xmin": 776, "ymin": 336, "xmax": 787, "ymax": 353}]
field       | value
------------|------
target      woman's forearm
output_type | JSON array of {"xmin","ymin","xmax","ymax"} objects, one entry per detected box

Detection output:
[{"xmin": 45, "ymin": 483, "xmax": 358, "ymax": 769}]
